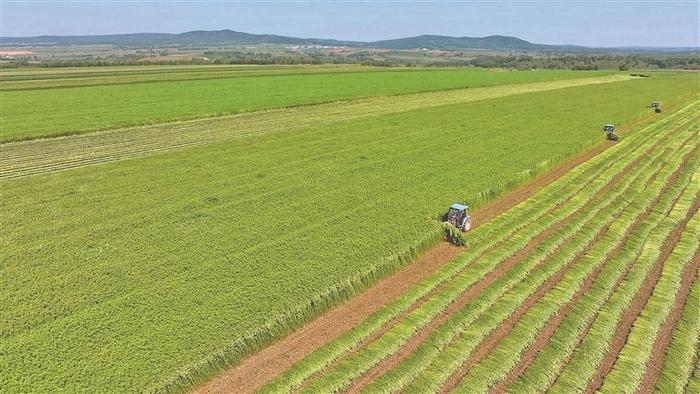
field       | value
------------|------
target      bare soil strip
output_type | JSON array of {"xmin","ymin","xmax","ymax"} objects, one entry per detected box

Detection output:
[
  {"xmin": 194, "ymin": 121, "xmax": 632, "ymax": 394},
  {"xmin": 637, "ymin": 248, "xmax": 700, "ymax": 392},
  {"xmin": 0, "ymin": 75, "xmax": 631, "ymax": 180},
  {"xmin": 584, "ymin": 194, "xmax": 700, "ymax": 393},
  {"xmin": 490, "ymin": 136, "xmax": 698, "ymax": 394}
]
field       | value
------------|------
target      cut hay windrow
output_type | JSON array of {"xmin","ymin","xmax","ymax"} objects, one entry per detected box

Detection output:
[
  {"xmin": 453, "ymin": 134, "xmax": 700, "ymax": 393},
  {"xmin": 550, "ymin": 157, "xmax": 700, "ymax": 393},
  {"xmin": 654, "ymin": 272, "xmax": 700, "ymax": 393},
  {"xmin": 505, "ymin": 131, "xmax": 700, "ymax": 393}
]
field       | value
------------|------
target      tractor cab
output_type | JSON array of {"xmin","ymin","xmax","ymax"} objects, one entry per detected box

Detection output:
[
  {"xmin": 444, "ymin": 203, "xmax": 472, "ymax": 232},
  {"xmin": 603, "ymin": 124, "xmax": 619, "ymax": 141},
  {"xmin": 651, "ymin": 101, "xmax": 661, "ymax": 113}
]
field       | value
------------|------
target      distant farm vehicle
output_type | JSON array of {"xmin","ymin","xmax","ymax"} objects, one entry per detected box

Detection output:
[
  {"xmin": 604, "ymin": 124, "xmax": 619, "ymax": 141},
  {"xmin": 650, "ymin": 101, "xmax": 662, "ymax": 113},
  {"xmin": 444, "ymin": 203, "xmax": 472, "ymax": 232}
]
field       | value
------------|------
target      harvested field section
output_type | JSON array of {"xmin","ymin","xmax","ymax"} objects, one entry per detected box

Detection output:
[
  {"xmin": 257, "ymin": 97, "xmax": 685, "ymax": 394},
  {"xmin": 253, "ymin": 99, "xmax": 697, "ymax": 392},
  {"xmin": 251, "ymin": 101, "xmax": 699, "ymax": 394}
]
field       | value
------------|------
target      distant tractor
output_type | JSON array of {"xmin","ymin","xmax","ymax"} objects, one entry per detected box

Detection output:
[
  {"xmin": 651, "ymin": 101, "xmax": 661, "ymax": 113},
  {"xmin": 444, "ymin": 203, "xmax": 472, "ymax": 232},
  {"xmin": 603, "ymin": 124, "xmax": 619, "ymax": 141}
]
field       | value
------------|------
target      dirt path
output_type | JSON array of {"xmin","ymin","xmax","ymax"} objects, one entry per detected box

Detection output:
[
  {"xmin": 489, "ymin": 132, "xmax": 698, "ymax": 394},
  {"xmin": 637, "ymin": 248, "xmax": 700, "ymax": 393},
  {"xmin": 584, "ymin": 194, "xmax": 700, "ymax": 393}
]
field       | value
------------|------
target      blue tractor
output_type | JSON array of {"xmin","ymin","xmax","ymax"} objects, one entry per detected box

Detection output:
[
  {"xmin": 604, "ymin": 124, "xmax": 619, "ymax": 141},
  {"xmin": 444, "ymin": 203, "xmax": 472, "ymax": 232}
]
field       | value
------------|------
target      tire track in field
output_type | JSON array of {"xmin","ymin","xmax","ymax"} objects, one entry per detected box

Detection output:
[
  {"xmin": 638, "ymin": 248, "xmax": 700, "ymax": 393},
  {"xmin": 489, "ymin": 129, "xmax": 699, "ymax": 393},
  {"xmin": 0, "ymin": 75, "xmax": 632, "ymax": 180},
  {"xmin": 584, "ymin": 193, "xmax": 700, "ymax": 393},
  {"xmin": 339, "ymin": 119, "xmax": 659, "ymax": 393}
]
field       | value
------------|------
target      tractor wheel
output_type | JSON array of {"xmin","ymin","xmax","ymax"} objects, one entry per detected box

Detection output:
[{"xmin": 462, "ymin": 221, "xmax": 472, "ymax": 232}]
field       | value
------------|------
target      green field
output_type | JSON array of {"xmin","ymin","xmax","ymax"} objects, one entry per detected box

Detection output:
[
  {"xmin": 0, "ymin": 66, "xmax": 611, "ymax": 141},
  {"xmin": 1, "ymin": 67, "xmax": 697, "ymax": 392}
]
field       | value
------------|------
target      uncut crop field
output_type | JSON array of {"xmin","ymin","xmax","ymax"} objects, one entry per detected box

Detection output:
[
  {"xmin": 261, "ymin": 101, "xmax": 700, "ymax": 394},
  {"xmin": 1, "ymin": 68, "xmax": 697, "ymax": 392},
  {"xmin": 0, "ymin": 65, "xmax": 610, "ymax": 141}
]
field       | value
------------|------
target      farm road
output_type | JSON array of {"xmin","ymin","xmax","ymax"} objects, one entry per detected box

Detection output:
[{"xmin": 0, "ymin": 74, "xmax": 631, "ymax": 180}]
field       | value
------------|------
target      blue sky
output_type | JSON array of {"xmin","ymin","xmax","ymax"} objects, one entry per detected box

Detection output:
[{"xmin": 1, "ymin": 1, "xmax": 698, "ymax": 47}]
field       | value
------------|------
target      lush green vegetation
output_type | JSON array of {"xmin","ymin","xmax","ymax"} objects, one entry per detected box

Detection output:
[
  {"xmin": 2, "ymin": 71, "xmax": 695, "ymax": 392},
  {"xmin": 0, "ymin": 66, "xmax": 610, "ymax": 141},
  {"xmin": 262, "ymin": 99, "xmax": 699, "ymax": 394}
]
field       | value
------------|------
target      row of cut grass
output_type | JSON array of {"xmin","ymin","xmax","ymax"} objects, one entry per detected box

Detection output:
[
  {"xmin": 655, "ymin": 264, "xmax": 700, "ymax": 392},
  {"xmin": 599, "ymin": 199, "xmax": 700, "ymax": 392},
  {"xmin": 508, "ymin": 127, "xmax": 700, "ymax": 393},
  {"xmin": 454, "ymin": 131, "xmax": 700, "ymax": 392},
  {"xmin": 550, "ymin": 150, "xmax": 700, "ymax": 392}
]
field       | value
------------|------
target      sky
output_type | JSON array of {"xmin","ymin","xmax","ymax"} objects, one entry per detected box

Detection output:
[{"xmin": 1, "ymin": 1, "xmax": 698, "ymax": 48}]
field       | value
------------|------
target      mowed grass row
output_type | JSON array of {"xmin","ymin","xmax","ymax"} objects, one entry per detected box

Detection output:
[
  {"xmin": 655, "ymin": 271, "xmax": 700, "ymax": 393},
  {"xmin": 259, "ymin": 98, "xmax": 693, "ymax": 394},
  {"xmin": 508, "ymin": 135, "xmax": 699, "ymax": 392},
  {"xmin": 0, "ymin": 67, "xmax": 610, "ymax": 141},
  {"xmin": 1, "ymin": 79, "xmax": 696, "ymax": 392},
  {"xmin": 294, "ymin": 107, "xmax": 698, "ymax": 393},
  {"xmin": 453, "ymin": 130, "xmax": 699, "ymax": 393},
  {"xmin": 549, "ymin": 154, "xmax": 700, "ymax": 392},
  {"xmin": 0, "ymin": 73, "xmax": 637, "ymax": 179}
]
